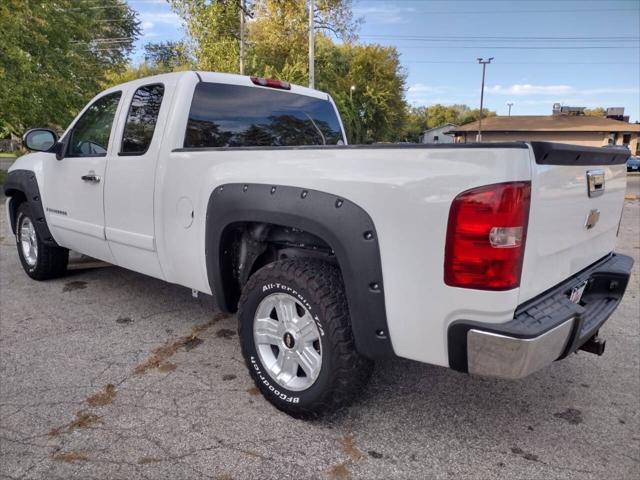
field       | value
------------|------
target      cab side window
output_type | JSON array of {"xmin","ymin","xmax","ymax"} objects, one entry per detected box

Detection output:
[
  {"xmin": 67, "ymin": 92, "xmax": 122, "ymax": 157},
  {"xmin": 120, "ymin": 84, "xmax": 165, "ymax": 155}
]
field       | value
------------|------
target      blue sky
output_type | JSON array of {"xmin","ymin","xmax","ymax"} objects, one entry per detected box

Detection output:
[{"xmin": 129, "ymin": 0, "xmax": 640, "ymax": 120}]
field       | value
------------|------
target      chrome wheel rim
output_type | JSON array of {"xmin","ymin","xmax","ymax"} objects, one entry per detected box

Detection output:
[
  {"xmin": 19, "ymin": 217, "xmax": 38, "ymax": 267},
  {"xmin": 253, "ymin": 292, "xmax": 322, "ymax": 392}
]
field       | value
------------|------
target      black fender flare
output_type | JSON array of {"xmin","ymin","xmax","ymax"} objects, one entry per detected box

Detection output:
[
  {"xmin": 205, "ymin": 183, "xmax": 394, "ymax": 359},
  {"xmin": 3, "ymin": 169, "xmax": 59, "ymax": 246}
]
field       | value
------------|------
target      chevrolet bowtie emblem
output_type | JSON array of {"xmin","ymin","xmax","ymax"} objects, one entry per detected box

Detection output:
[{"xmin": 585, "ymin": 209, "xmax": 600, "ymax": 230}]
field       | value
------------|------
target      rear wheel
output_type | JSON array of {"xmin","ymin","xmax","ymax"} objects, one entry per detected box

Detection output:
[
  {"xmin": 15, "ymin": 202, "xmax": 68, "ymax": 280},
  {"xmin": 238, "ymin": 258, "xmax": 373, "ymax": 419}
]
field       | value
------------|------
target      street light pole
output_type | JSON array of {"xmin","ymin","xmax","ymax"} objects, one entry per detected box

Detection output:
[
  {"xmin": 507, "ymin": 102, "xmax": 514, "ymax": 116},
  {"xmin": 308, "ymin": 0, "xmax": 315, "ymax": 88},
  {"xmin": 476, "ymin": 57, "xmax": 493, "ymax": 142},
  {"xmin": 350, "ymin": 85, "xmax": 355, "ymax": 101}
]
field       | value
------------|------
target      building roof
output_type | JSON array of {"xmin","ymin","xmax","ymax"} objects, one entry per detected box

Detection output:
[
  {"xmin": 450, "ymin": 115, "xmax": 640, "ymax": 133},
  {"xmin": 423, "ymin": 123, "xmax": 457, "ymax": 134}
]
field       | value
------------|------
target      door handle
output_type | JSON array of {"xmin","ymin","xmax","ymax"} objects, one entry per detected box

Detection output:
[{"xmin": 81, "ymin": 173, "xmax": 101, "ymax": 183}]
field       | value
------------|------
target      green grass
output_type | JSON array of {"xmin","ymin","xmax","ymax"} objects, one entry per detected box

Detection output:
[
  {"xmin": 0, "ymin": 169, "xmax": 7, "ymax": 186},
  {"xmin": 0, "ymin": 153, "xmax": 17, "ymax": 158}
]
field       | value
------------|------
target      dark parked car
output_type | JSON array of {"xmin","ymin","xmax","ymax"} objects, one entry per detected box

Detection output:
[{"xmin": 627, "ymin": 156, "xmax": 640, "ymax": 172}]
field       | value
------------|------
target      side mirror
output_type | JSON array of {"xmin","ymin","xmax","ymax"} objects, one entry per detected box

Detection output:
[{"xmin": 22, "ymin": 128, "xmax": 58, "ymax": 152}]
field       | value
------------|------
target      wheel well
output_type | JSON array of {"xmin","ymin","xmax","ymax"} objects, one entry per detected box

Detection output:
[
  {"xmin": 5, "ymin": 190, "xmax": 27, "ymax": 234},
  {"xmin": 219, "ymin": 222, "xmax": 337, "ymax": 311},
  {"xmin": 205, "ymin": 183, "xmax": 394, "ymax": 359}
]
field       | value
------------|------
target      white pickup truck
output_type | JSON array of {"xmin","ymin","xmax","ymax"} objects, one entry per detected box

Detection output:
[{"xmin": 5, "ymin": 71, "xmax": 633, "ymax": 418}]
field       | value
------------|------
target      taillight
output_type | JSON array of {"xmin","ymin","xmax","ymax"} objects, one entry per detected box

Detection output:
[
  {"xmin": 444, "ymin": 181, "xmax": 531, "ymax": 290},
  {"xmin": 250, "ymin": 76, "xmax": 291, "ymax": 90}
]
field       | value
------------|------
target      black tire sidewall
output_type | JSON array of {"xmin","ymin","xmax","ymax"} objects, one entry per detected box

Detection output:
[
  {"xmin": 15, "ymin": 203, "xmax": 40, "ymax": 276},
  {"xmin": 239, "ymin": 271, "xmax": 336, "ymax": 410}
]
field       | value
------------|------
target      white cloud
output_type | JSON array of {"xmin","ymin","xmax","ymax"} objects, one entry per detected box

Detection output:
[
  {"xmin": 354, "ymin": 5, "xmax": 416, "ymax": 25},
  {"xmin": 580, "ymin": 87, "xmax": 640, "ymax": 95},
  {"xmin": 141, "ymin": 21, "xmax": 154, "ymax": 29},
  {"xmin": 487, "ymin": 84, "xmax": 639, "ymax": 96},
  {"xmin": 138, "ymin": 11, "xmax": 181, "ymax": 26},
  {"xmin": 487, "ymin": 84, "xmax": 573, "ymax": 96},
  {"xmin": 406, "ymin": 83, "xmax": 452, "ymax": 104},
  {"xmin": 407, "ymin": 83, "xmax": 447, "ymax": 93}
]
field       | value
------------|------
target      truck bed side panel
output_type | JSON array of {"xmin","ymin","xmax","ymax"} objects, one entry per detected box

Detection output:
[{"xmin": 157, "ymin": 145, "xmax": 532, "ymax": 367}]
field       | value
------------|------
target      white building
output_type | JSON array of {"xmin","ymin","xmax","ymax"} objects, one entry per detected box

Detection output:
[{"xmin": 421, "ymin": 123, "xmax": 457, "ymax": 144}]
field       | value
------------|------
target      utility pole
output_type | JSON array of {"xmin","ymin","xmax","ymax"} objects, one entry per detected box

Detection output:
[
  {"xmin": 308, "ymin": 0, "xmax": 315, "ymax": 88},
  {"xmin": 507, "ymin": 102, "xmax": 514, "ymax": 116},
  {"xmin": 239, "ymin": 0, "xmax": 245, "ymax": 75},
  {"xmin": 476, "ymin": 57, "xmax": 493, "ymax": 142}
]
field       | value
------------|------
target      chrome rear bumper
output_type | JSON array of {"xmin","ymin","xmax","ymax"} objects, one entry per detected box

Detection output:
[
  {"xmin": 466, "ymin": 320, "xmax": 574, "ymax": 379},
  {"xmin": 447, "ymin": 253, "xmax": 634, "ymax": 380}
]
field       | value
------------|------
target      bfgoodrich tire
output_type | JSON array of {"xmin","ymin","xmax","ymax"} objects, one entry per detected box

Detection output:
[
  {"xmin": 15, "ymin": 202, "xmax": 68, "ymax": 280},
  {"xmin": 238, "ymin": 259, "xmax": 373, "ymax": 419}
]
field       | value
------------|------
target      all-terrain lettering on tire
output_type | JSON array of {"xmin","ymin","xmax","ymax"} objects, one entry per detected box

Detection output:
[
  {"xmin": 238, "ymin": 259, "xmax": 373, "ymax": 419},
  {"xmin": 250, "ymin": 356, "xmax": 300, "ymax": 403}
]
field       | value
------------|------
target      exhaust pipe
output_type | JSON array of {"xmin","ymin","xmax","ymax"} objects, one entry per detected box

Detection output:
[{"xmin": 579, "ymin": 335, "xmax": 606, "ymax": 356}]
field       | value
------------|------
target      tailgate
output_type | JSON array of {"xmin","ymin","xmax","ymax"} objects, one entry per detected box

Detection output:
[{"xmin": 519, "ymin": 142, "xmax": 629, "ymax": 303}]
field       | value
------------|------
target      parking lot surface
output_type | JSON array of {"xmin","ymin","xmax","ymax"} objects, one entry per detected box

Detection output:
[{"xmin": 1, "ymin": 179, "xmax": 639, "ymax": 480}]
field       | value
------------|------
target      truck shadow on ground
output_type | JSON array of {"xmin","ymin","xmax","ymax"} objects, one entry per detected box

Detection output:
[{"xmin": 358, "ymin": 357, "xmax": 578, "ymax": 424}]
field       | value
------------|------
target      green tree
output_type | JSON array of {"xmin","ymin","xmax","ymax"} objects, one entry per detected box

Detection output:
[
  {"xmin": 401, "ymin": 104, "xmax": 496, "ymax": 142},
  {"xmin": 104, "ymin": 42, "xmax": 194, "ymax": 87},
  {"xmin": 457, "ymin": 106, "xmax": 496, "ymax": 125},
  {"xmin": 584, "ymin": 107, "xmax": 606, "ymax": 117},
  {"xmin": 170, "ymin": 0, "xmax": 360, "ymax": 78},
  {"xmin": 0, "ymin": 0, "xmax": 140, "ymax": 136},
  {"xmin": 170, "ymin": 0, "xmax": 403, "ymax": 143},
  {"xmin": 248, "ymin": 0, "xmax": 360, "ymax": 83},
  {"xmin": 317, "ymin": 41, "xmax": 406, "ymax": 143},
  {"xmin": 144, "ymin": 41, "xmax": 192, "ymax": 70},
  {"xmin": 402, "ymin": 106, "xmax": 429, "ymax": 142},
  {"xmin": 169, "ymin": 0, "xmax": 241, "ymax": 73},
  {"xmin": 103, "ymin": 62, "xmax": 168, "ymax": 88}
]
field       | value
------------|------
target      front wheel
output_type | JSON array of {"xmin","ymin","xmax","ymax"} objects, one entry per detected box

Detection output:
[
  {"xmin": 238, "ymin": 259, "xmax": 373, "ymax": 419},
  {"xmin": 15, "ymin": 202, "xmax": 68, "ymax": 280}
]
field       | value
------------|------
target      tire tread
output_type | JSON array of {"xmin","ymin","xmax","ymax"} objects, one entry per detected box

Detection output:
[
  {"xmin": 15, "ymin": 202, "xmax": 68, "ymax": 280},
  {"xmin": 238, "ymin": 258, "xmax": 373, "ymax": 419}
]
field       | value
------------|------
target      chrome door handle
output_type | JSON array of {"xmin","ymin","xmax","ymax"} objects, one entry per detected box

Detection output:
[{"xmin": 81, "ymin": 173, "xmax": 101, "ymax": 183}]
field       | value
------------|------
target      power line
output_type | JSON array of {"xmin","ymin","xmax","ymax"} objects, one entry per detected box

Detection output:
[
  {"xmin": 403, "ymin": 60, "xmax": 640, "ymax": 65},
  {"xmin": 360, "ymin": 35, "xmax": 639, "ymax": 40},
  {"xmin": 387, "ymin": 45, "xmax": 639, "ymax": 49},
  {"xmin": 359, "ymin": 0, "xmax": 639, "ymax": 2},
  {"xmin": 358, "ymin": 7, "xmax": 638, "ymax": 14},
  {"xmin": 74, "ymin": 35, "xmax": 640, "ymax": 45}
]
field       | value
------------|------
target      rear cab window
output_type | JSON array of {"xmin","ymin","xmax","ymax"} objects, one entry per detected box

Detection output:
[
  {"xmin": 120, "ymin": 84, "xmax": 165, "ymax": 155},
  {"xmin": 184, "ymin": 82, "xmax": 344, "ymax": 148}
]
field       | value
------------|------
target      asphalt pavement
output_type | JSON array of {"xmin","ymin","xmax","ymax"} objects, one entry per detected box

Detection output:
[{"xmin": 0, "ymin": 179, "xmax": 638, "ymax": 480}]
